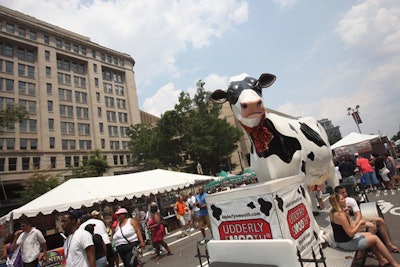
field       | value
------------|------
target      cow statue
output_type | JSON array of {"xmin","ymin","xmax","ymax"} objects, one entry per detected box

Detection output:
[{"xmin": 209, "ymin": 73, "xmax": 338, "ymax": 190}]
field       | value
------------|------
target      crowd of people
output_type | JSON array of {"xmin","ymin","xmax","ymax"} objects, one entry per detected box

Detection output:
[{"xmin": 1, "ymin": 185, "xmax": 213, "ymax": 267}]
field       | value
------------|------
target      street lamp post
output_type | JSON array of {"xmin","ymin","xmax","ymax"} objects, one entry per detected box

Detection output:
[{"xmin": 347, "ymin": 105, "xmax": 362, "ymax": 133}]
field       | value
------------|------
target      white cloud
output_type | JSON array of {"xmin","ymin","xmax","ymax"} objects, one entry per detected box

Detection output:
[{"xmin": 142, "ymin": 83, "xmax": 181, "ymax": 117}]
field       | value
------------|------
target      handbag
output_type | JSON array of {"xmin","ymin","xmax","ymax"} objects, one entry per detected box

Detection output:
[
  {"xmin": 379, "ymin": 167, "xmax": 390, "ymax": 176},
  {"xmin": 119, "ymin": 219, "xmax": 140, "ymax": 266}
]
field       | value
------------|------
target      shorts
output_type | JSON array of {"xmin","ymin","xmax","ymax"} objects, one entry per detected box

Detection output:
[
  {"xmin": 313, "ymin": 190, "xmax": 323, "ymax": 198},
  {"xmin": 198, "ymin": 215, "xmax": 211, "ymax": 230},
  {"xmin": 336, "ymin": 233, "xmax": 367, "ymax": 251},
  {"xmin": 178, "ymin": 214, "xmax": 187, "ymax": 226},
  {"xmin": 191, "ymin": 210, "xmax": 199, "ymax": 220}
]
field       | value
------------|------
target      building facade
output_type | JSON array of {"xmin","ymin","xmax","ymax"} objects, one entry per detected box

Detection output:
[
  {"xmin": 0, "ymin": 6, "xmax": 142, "ymax": 196},
  {"xmin": 318, "ymin": 118, "xmax": 341, "ymax": 144}
]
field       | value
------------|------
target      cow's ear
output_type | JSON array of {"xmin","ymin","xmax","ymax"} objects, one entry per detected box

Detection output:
[
  {"xmin": 209, "ymin": 89, "xmax": 228, "ymax": 104},
  {"xmin": 258, "ymin": 73, "xmax": 276, "ymax": 88}
]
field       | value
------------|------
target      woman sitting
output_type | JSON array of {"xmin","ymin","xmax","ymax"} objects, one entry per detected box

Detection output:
[{"xmin": 329, "ymin": 194, "xmax": 400, "ymax": 267}]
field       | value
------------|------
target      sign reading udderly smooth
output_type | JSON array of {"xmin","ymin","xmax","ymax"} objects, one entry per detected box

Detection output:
[{"xmin": 206, "ymin": 176, "xmax": 319, "ymax": 257}]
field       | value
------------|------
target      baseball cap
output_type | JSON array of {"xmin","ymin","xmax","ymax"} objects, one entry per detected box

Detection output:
[
  {"xmin": 354, "ymin": 152, "xmax": 359, "ymax": 157},
  {"xmin": 91, "ymin": 210, "xmax": 100, "ymax": 216},
  {"xmin": 115, "ymin": 208, "xmax": 128, "ymax": 215}
]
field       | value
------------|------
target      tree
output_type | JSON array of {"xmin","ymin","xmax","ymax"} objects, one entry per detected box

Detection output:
[
  {"xmin": 18, "ymin": 169, "xmax": 61, "ymax": 204},
  {"xmin": 69, "ymin": 149, "xmax": 110, "ymax": 178},
  {"xmin": 0, "ymin": 106, "xmax": 28, "ymax": 129},
  {"xmin": 128, "ymin": 80, "xmax": 242, "ymax": 175}
]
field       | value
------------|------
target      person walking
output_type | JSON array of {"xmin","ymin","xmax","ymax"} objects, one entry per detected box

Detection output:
[
  {"xmin": 147, "ymin": 202, "xmax": 173, "ymax": 261},
  {"xmin": 174, "ymin": 195, "xmax": 189, "ymax": 237},
  {"xmin": 14, "ymin": 217, "xmax": 47, "ymax": 267},
  {"xmin": 195, "ymin": 185, "xmax": 212, "ymax": 244},
  {"xmin": 355, "ymin": 153, "xmax": 379, "ymax": 191},
  {"xmin": 187, "ymin": 192, "xmax": 199, "ymax": 229},
  {"xmin": 112, "ymin": 208, "xmax": 145, "ymax": 267},
  {"xmin": 2, "ymin": 231, "xmax": 23, "ymax": 267},
  {"xmin": 61, "ymin": 210, "xmax": 96, "ymax": 267},
  {"xmin": 84, "ymin": 224, "xmax": 107, "ymax": 267},
  {"xmin": 80, "ymin": 210, "xmax": 115, "ymax": 267}
]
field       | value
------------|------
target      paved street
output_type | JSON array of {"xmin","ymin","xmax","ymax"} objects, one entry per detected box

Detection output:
[{"xmin": 137, "ymin": 187, "xmax": 400, "ymax": 267}]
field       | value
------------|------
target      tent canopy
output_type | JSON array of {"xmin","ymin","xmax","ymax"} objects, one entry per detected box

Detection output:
[
  {"xmin": 331, "ymin": 132, "xmax": 380, "ymax": 150},
  {"xmin": 0, "ymin": 169, "xmax": 213, "ymax": 223}
]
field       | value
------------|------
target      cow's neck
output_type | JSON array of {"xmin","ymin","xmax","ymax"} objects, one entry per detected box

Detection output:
[{"xmin": 240, "ymin": 113, "xmax": 274, "ymax": 154}]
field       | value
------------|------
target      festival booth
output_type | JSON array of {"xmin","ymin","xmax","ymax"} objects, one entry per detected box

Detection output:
[{"xmin": 206, "ymin": 175, "xmax": 322, "ymax": 264}]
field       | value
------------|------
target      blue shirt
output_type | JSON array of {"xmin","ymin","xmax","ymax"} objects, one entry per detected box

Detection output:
[{"xmin": 196, "ymin": 192, "xmax": 209, "ymax": 217}]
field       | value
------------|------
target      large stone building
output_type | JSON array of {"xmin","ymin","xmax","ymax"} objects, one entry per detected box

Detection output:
[{"xmin": 0, "ymin": 6, "xmax": 143, "ymax": 198}]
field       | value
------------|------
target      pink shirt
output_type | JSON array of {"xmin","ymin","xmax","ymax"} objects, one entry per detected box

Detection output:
[{"xmin": 357, "ymin": 157, "xmax": 373, "ymax": 173}]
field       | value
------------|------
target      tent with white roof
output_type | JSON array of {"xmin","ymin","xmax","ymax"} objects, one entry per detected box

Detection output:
[{"xmin": 0, "ymin": 169, "xmax": 214, "ymax": 223}]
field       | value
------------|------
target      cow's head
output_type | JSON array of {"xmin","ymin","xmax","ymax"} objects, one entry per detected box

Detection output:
[{"xmin": 210, "ymin": 73, "xmax": 276, "ymax": 128}]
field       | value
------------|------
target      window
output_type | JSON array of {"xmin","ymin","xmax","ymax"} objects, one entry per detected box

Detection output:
[
  {"xmin": 19, "ymin": 119, "xmax": 37, "ymax": 132},
  {"xmin": 6, "ymin": 138, "xmax": 15, "ymax": 150},
  {"xmin": 20, "ymin": 139, "xmax": 28, "ymax": 150},
  {"xmin": 60, "ymin": 122, "xmax": 74, "ymax": 134},
  {"xmin": 97, "ymin": 107, "xmax": 102, "ymax": 117},
  {"xmin": 105, "ymin": 96, "xmax": 114, "ymax": 107},
  {"xmin": 99, "ymin": 123, "xmax": 104, "ymax": 133},
  {"xmin": 101, "ymin": 53, "xmax": 105, "ymax": 61},
  {"xmin": 81, "ymin": 47, "xmax": 86, "ymax": 56},
  {"xmin": 115, "ymin": 85, "xmax": 124, "ymax": 96},
  {"xmin": 118, "ymin": 112, "xmax": 128, "ymax": 123},
  {"xmin": 101, "ymin": 139, "xmax": 105, "ymax": 149},
  {"xmin": 120, "ymin": 155, "xmax": 124, "ymax": 165},
  {"xmin": 120, "ymin": 59, "xmax": 124, "ymax": 67},
  {"xmin": 5, "ymin": 61, "xmax": 13, "ymax": 74},
  {"xmin": 73, "ymin": 44, "xmax": 79, "ymax": 53},
  {"xmin": 29, "ymin": 31, "xmax": 37, "ymax": 40},
  {"xmin": 113, "ymin": 155, "xmax": 118, "ymax": 165},
  {"xmin": 30, "ymin": 139, "xmax": 37, "ymax": 150},
  {"xmin": 44, "ymin": 35, "xmax": 49, "ymax": 44},
  {"xmin": 5, "ymin": 44, "xmax": 13, "ymax": 57},
  {"xmin": 51, "ymin": 157, "xmax": 56, "ymax": 168},
  {"xmin": 108, "ymin": 126, "xmax": 118, "ymax": 136},
  {"xmin": 22, "ymin": 157, "xmax": 30, "ymax": 170},
  {"xmin": 56, "ymin": 39, "xmax": 62, "ymax": 48},
  {"xmin": 65, "ymin": 42, "xmax": 70, "ymax": 51},
  {"xmin": 94, "ymin": 78, "xmax": 99, "ymax": 87},
  {"xmin": 46, "ymin": 66, "xmax": 51, "ymax": 77},
  {"xmin": 113, "ymin": 57, "xmax": 118, "ymax": 65},
  {"xmin": 96, "ymin": 92, "xmax": 100, "ymax": 102},
  {"xmin": 75, "ymin": 91, "xmax": 87, "ymax": 103},
  {"xmin": 59, "ymin": 88, "xmax": 72, "ymax": 101},
  {"xmin": 47, "ymin": 83, "xmax": 52, "ymax": 94},
  {"xmin": 6, "ymin": 79, "xmax": 14, "ymax": 92},
  {"xmin": 73, "ymin": 156, "xmax": 79, "ymax": 167},
  {"xmin": 106, "ymin": 111, "xmax": 116, "ymax": 122},
  {"xmin": 9, "ymin": 158, "xmax": 17, "ymax": 171},
  {"xmin": 120, "ymin": 126, "xmax": 129, "ymax": 137},
  {"xmin": 60, "ymin": 105, "xmax": 73, "ymax": 117},
  {"xmin": 76, "ymin": 107, "xmax": 89, "ymax": 119},
  {"xmin": 65, "ymin": 156, "xmax": 71, "ymax": 167},
  {"xmin": 92, "ymin": 50, "xmax": 96, "ymax": 58},
  {"xmin": 117, "ymin": 99, "xmax": 126, "ymax": 109},
  {"xmin": 93, "ymin": 64, "xmax": 97, "ymax": 72},
  {"xmin": 0, "ymin": 158, "xmax": 4, "ymax": 171},
  {"xmin": 6, "ymin": 23, "xmax": 14, "ymax": 34},
  {"xmin": 18, "ymin": 26, "xmax": 26, "ymax": 37},
  {"xmin": 104, "ymin": 83, "xmax": 113, "ymax": 94},
  {"xmin": 47, "ymin": 101, "xmax": 53, "ymax": 112},
  {"xmin": 48, "ymin": 119, "xmax": 54, "ymax": 130},
  {"xmin": 0, "ymin": 138, "xmax": 2, "ymax": 150},
  {"xmin": 122, "ymin": 141, "xmax": 129, "ymax": 150},
  {"xmin": 45, "ymin": 50, "xmax": 50, "ymax": 60},
  {"xmin": 32, "ymin": 157, "xmax": 40, "ymax": 169},
  {"xmin": 49, "ymin": 137, "xmax": 55, "ymax": 149},
  {"xmin": 107, "ymin": 55, "xmax": 111, "ymax": 63},
  {"xmin": 17, "ymin": 48, "xmax": 25, "ymax": 60},
  {"xmin": 78, "ymin": 123, "xmax": 90, "ymax": 135}
]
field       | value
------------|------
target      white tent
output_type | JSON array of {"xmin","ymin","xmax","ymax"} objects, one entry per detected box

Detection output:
[
  {"xmin": 0, "ymin": 169, "xmax": 214, "ymax": 223},
  {"xmin": 331, "ymin": 132, "xmax": 380, "ymax": 150}
]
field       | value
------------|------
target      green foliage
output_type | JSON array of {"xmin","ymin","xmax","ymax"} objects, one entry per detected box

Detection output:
[
  {"xmin": 18, "ymin": 169, "xmax": 61, "ymax": 204},
  {"xmin": 69, "ymin": 149, "xmax": 110, "ymax": 178},
  {"xmin": 0, "ymin": 106, "xmax": 28, "ymax": 129},
  {"xmin": 128, "ymin": 80, "xmax": 242, "ymax": 175},
  {"xmin": 391, "ymin": 129, "xmax": 400, "ymax": 141}
]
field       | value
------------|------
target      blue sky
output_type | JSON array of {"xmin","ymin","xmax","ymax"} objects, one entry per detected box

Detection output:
[{"xmin": 2, "ymin": 0, "xmax": 400, "ymax": 138}]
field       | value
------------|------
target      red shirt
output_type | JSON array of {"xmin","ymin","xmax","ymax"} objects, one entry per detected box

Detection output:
[{"xmin": 357, "ymin": 157, "xmax": 373, "ymax": 173}]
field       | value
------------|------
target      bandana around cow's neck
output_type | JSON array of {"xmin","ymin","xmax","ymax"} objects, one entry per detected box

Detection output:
[{"xmin": 240, "ymin": 113, "xmax": 274, "ymax": 154}]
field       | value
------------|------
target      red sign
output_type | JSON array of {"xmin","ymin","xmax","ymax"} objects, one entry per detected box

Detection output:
[
  {"xmin": 287, "ymin": 203, "xmax": 310, "ymax": 239},
  {"xmin": 218, "ymin": 219, "xmax": 272, "ymax": 240}
]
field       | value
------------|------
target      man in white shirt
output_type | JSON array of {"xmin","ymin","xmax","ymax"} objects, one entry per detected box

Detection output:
[
  {"xmin": 187, "ymin": 192, "xmax": 199, "ymax": 229},
  {"xmin": 62, "ymin": 210, "xmax": 96, "ymax": 267},
  {"xmin": 80, "ymin": 210, "xmax": 114, "ymax": 266},
  {"xmin": 335, "ymin": 186, "xmax": 400, "ymax": 253},
  {"xmin": 14, "ymin": 217, "xmax": 47, "ymax": 267}
]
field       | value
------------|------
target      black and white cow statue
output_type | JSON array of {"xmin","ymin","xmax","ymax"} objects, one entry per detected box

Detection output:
[{"xmin": 210, "ymin": 73, "xmax": 338, "ymax": 189}]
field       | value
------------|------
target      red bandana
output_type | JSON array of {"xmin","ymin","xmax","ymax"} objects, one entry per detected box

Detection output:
[{"xmin": 240, "ymin": 114, "xmax": 274, "ymax": 154}]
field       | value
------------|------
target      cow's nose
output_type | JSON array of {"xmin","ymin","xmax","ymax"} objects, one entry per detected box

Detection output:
[{"xmin": 241, "ymin": 99, "xmax": 263, "ymax": 110}]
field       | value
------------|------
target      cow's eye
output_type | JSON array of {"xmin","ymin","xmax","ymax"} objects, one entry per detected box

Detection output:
[
  {"xmin": 257, "ymin": 100, "xmax": 262, "ymax": 107},
  {"xmin": 241, "ymin": 103, "xmax": 248, "ymax": 109}
]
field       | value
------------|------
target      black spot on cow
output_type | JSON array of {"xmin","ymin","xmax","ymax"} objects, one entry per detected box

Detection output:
[
  {"xmin": 301, "ymin": 160, "xmax": 306, "ymax": 174},
  {"xmin": 313, "ymin": 231, "xmax": 318, "ymax": 241},
  {"xmin": 247, "ymin": 202, "xmax": 256, "ymax": 209},
  {"xmin": 297, "ymin": 188, "xmax": 301, "ymax": 194},
  {"xmin": 307, "ymin": 151, "xmax": 315, "ymax": 161},
  {"xmin": 300, "ymin": 186, "xmax": 306, "ymax": 198},
  {"xmin": 299, "ymin": 122, "xmax": 327, "ymax": 147},
  {"xmin": 211, "ymin": 205, "xmax": 222, "ymax": 221},
  {"xmin": 274, "ymin": 195, "xmax": 284, "ymax": 213},
  {"xmin": 254, "ymin": 118, "xmax": 302, "ymax": 162},
  {"xmin": 258, "ymin": 198, "xmax": 273, "ymax": 216}
]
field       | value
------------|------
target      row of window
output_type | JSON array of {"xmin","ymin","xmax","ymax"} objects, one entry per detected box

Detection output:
[
  {"xmin": 0, "ymin": 154, "xmax": 130, "ymax": 172},
  {"xmin": 0, "ymin": 43, "xmax": 35, "ymax": 62},
  {"xmin": 1, "ymin": 20, "xmax": 127, "ymax": 67}
]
